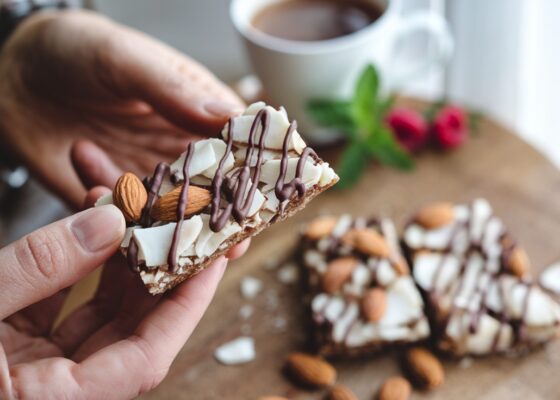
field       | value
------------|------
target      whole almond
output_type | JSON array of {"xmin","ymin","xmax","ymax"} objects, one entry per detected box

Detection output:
[
  {"xmin": 113, "ymin": 172, "xmax": 148, "ymax": 223},
  {"xmin": 342, "ymin": 228, "xmax": 390, "ymax": 258},
  {"xmin": 507, "ymin": 246, "xmax": 530, "ymax": 278},
  {"xmin": 151, "ymin": 184, "xmax": 212, "ymax": 221},
  {"xmin": 305, "ymin": 216, "xmax": 338, "ymax": 240},
  {"xmin": 285, "ymin": 352, "xmax": 336, "ymax": 388},
  {"xmin": 327, "ymin": 384, "xmax": 358, "ymax": 400},
  {"xmin": 377, "ymin": 376, "xmax": 411, "ymax": 400},
  {"xmin": 403, "ymin": 347, "xmax": 444, "ymax": 390},
  {"xmin": 361, "ymin": 288, "xmax": 387, "ymax": 322},
  {"xmin": 322, "ymin": 257, "xmax": 359, "ymax": 294},
  {"xmin": 415, "ymin": 202, "xmax": 455, "ymax": 229}
]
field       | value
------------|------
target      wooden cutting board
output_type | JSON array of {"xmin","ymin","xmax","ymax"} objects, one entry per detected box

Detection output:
[{"xmin": 140, "ymin": 99, "xmax": 560, "ymax": 400}]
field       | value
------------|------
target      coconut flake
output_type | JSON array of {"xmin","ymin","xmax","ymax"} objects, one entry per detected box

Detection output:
[
  {"xmin": 133, "ymin": 216, "xmax": 203, "ymax": 267},
  {"xmin": 260, "ymin": 158, "xmax": 321, "ymax": 187},
  {"xmin": 223, "ymin": 102, "xmax": 306, "ymax": 154},
  {"xmin": 540, "ymin": 262, "xmax": 560, "ymax": 294},
  {"xmin": 95, "ymin": 193, "xmax": 113, "ymax": 207}
]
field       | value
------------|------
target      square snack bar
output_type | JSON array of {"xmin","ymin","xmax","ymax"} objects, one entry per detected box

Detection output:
[
  {"xmin": 97, "ymin": 102, "xmax": 338, "ymax": 294},
  {"xmin": 300, "ymin": 215, "xmax": 430, "ymax": 357},
  {"xmin": 403, "ymin": 198, "xmax": 560, "ymax": 356}
]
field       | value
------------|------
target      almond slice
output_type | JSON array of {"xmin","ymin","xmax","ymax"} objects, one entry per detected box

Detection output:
[
  {"xmin": 415, "ymin": 202, "xmax": 455, "ymax": 229},
  {"xmin": 361, "ymin": 288, "xmax": 387, "ymax": 322},
  {"xmin": 342, "ymin": 228, "xmax": 391, "ymax": 258},
  {"xmin": 377, "ymin": 376, "xmax": 411, "ymax": 400},
  {"xmin": 113, "ymin": 172, "xmax": 148, "ymax": 223},
  {"xmin": 403, "ymin": 347, "xmax": 444, "ymax": 390},
  {"xmin": 150, "ymin": 184, "xmax": 212, "ymax": 222},
  {"xmin": 285, "ymin": 352, "xmax": 336, "ymax": 388},
  {"xmin": 322, "ymin": 256, "xmax": 359, "ymax": 294}
]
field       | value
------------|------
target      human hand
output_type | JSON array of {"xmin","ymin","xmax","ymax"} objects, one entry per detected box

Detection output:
[
  {"xmin": 0, "ymin": 9, "xmax": 243, "ymax": 209},
  {"xmin": 0, "ymin": 188, "xmax": 249, "ymax": 399}
]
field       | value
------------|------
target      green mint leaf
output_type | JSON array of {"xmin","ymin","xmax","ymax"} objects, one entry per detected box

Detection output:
[
  {"xmin": 367, "ymin": 128, "xmax": 414, "ymax": 170},
  {"xmin": 377, "ymin": 94, "xmax": 396, "ymax": 121},
  {"xmin": 351, "ymin": 64, "xmax": 380, "ymax": 133},
  {"xmin": 336, "ymin": 140, "xmax": 368, "ymax": 189},
  {"xmin": 307, "ymin": 99, "xmax": 355, "ymax": 138}
]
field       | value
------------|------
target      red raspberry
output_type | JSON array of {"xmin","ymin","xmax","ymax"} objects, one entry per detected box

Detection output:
[
  {"xmin": 386, "ymin": 108, "xmax": 428, "ymax": 153},
  {"xmin": 433, "ymin": 106, "xmax": 467, "ymax": 150}
]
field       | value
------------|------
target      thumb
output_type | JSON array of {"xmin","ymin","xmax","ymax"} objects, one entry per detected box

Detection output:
[
  {"xmin": 103, "ymin": 20, "xmax": 244, "ymax": 135},
  {"xmin": 0, "ymin": 205, "xmax": 125, "ymax": 319}
]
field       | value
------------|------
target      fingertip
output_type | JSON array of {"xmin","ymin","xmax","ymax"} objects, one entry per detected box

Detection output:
[
  {"xmin": 83, "ymin": 186, "xmax": 112, "ymax": 209},
  {"xmin": 226, "ymin": 239, "xmax": 251, "ymax": 260},
  {"xmin": 71, "ymin": 139, "xmax": 122, "ymax": 189}
]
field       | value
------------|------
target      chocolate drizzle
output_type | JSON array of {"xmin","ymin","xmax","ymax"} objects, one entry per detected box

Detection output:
[
  {"xmin": 275, "ymin": 121, "xmax": 317, "ymax": 212},
  {"xmin": 126, "ymin": 106, "xmax": 317, "ymax": 273},
  {"xmin": 210, "ymin": 108, "xmax": 313, "ymax": 232},
  {"xmin": 168, "ymin": 142, "xmax": 195, "ymax": 272},
  {"xmin": 210, "ymin": 109, "xmax": 270, "ymax": 232},
  {"xmin": 141, "ymin": 162, "xmax": 169, "ymax": 227},
  {"xmin": 127, "ymin": 162, "xmax": 169, "ymax": 271}
]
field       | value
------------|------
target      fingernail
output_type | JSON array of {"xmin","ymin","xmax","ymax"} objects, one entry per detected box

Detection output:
[
  {"xmin": 71, "ymin": 205, "xmax": 125, "ymax": 252},
  {"xmin": 203, "ymin": 101, "xmax": 244, "ymax": 118}
]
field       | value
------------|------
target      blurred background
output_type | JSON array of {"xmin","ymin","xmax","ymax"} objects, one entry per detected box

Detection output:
[
  {"xmin": 2, "ymin": 0, "xmax": 560, "ymax": 243},
  {"xmin": 95, "ymin": 0, "xmax": 560, "ymax": 166}
]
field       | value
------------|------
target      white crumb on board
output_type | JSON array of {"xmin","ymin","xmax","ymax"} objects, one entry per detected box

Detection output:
[
  {"xmin": 273, "ymin": 316, "xmax": 287, "ymax": 332},
  {"xmin": 239, "ymin": 304, "xmax": 254, "ymax": 320},
  {"xmin": 214, "ymin": 336, "xmax": 255, "ymax": 365},
  {"xmin": 265, "ymin": 290, "xmax": 280, "ymax": 311},
  {"xmin": 277, "ymin": 262, "xmax": 299, "ymax": 284},
  {"xmin": 240, "ymin": 276, "xmax": 263, "ymax": 299}
]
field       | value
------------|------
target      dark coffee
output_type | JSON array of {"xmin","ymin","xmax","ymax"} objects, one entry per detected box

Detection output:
[{"xmin": 252, "ymin": 0, "xmax": 383, "ymax": 42}]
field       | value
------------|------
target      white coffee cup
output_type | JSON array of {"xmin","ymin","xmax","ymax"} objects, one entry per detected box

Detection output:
[{"xmin": 230, "ymin": 0, "xmax": 453, "ymax": 143}]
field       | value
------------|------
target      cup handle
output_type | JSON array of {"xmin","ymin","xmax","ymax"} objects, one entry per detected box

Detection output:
[{"xmin": 385, "ymin": 11, "xmax": 454, "ymax": 89}]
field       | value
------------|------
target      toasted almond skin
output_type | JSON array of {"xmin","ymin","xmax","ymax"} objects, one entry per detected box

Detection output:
[
  {"xmin": 305, "ymin": 216, "xmax": 338, "ymax": 240},
  {"xmin": 328, "ymin": 384, "xmax": 358, "ymax": 400},
  {"xmin": 113, "ymin": 172, "xmax": 148, "ymax": 223},
  {"xmin": 415, "ymin": 202, "xmax": 455, "ymax": 229},
  {"xmin": 403, "ymin": 347, "xmax": 444, "ymax": 390},
  {"xmin": 151, "ymin": 185, "xmax": 212, "ymax": 221},
  {"xmin": 507, "ymin": 246, "xmax": 530, "ymax": 278},
  {"xmin": 377, "ymin": 376, "xmax": 411, "ymax": 400},
  {"xmin": 362, "ymin": 288, "xmax": 387, "ymax": 322},
  {"xmin": 322, "ymin": 257, "xmax": 359, "ymax": 294},
  {"xmin": 342, "ymin": 228, "xmax": 390, "ymax": 258},
  {"xmin": 286, "ymin": 352, "xmax": 336, "ymax": 388}
]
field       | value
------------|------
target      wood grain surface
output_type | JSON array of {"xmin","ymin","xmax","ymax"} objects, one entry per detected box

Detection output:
[{"xmin": 138, "ymin": 99, "xmax": 560, "ymax": 400}]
